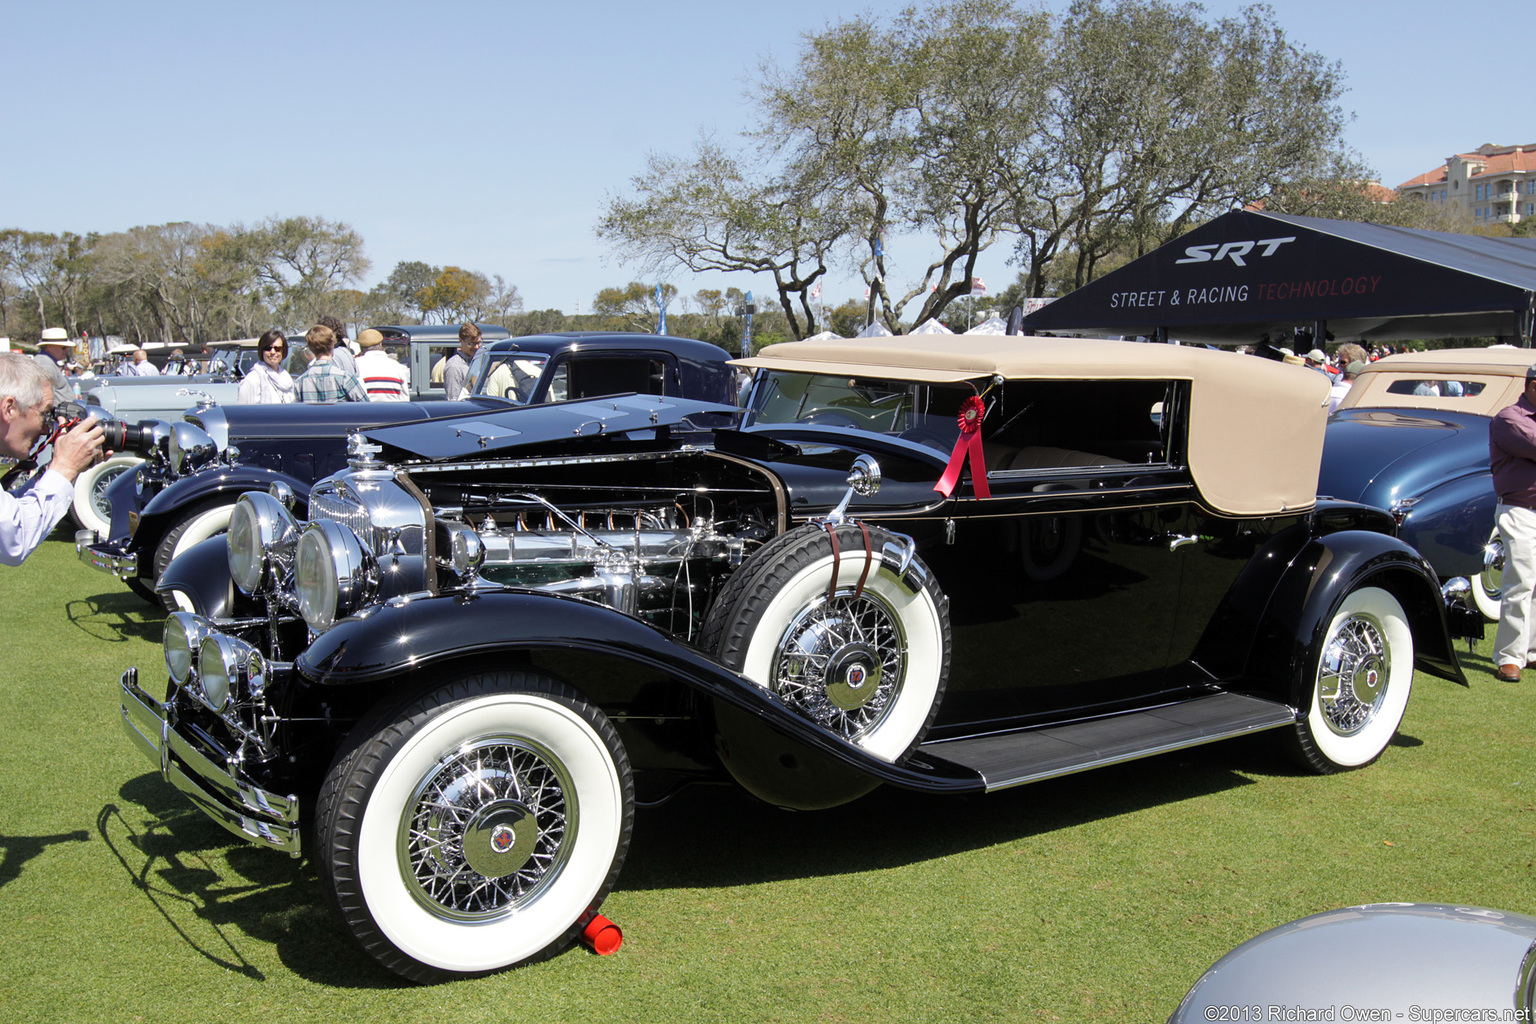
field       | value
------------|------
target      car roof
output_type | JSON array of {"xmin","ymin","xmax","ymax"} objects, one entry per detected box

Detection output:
[
  {"xmin": 738, "ymin": 333, "xmax": 1330, "ymax": 517},
  {"xmin": 370, "ymin": 323, "xmax": 513, "ymax": 342},
  {"xmin": 481, "ymin": 333, "xmax": 730, "ymax": 358},
  {"xmin": 1344, "ymin": 346, "xmax": 1529, "ymax": 417}
]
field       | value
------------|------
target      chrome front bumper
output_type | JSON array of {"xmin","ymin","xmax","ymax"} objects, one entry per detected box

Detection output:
[
  {"xmin": 77, "ymin": 530, "xmax": 138, "ymax": 578},
  {"xmin": 118, "ymin": 666, "xmax": 301, "ymax": 855}
]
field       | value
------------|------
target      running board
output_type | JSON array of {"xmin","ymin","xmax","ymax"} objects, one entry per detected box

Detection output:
[{"xmin": 916, "ymin": 693, "xmax": 1297, "ymax": 792}]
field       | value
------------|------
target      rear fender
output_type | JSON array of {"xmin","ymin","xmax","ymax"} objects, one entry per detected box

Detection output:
[
  {"xmin": 1395, "ymin": 472, "xmax": 1496, "ymax": 579},
  {"xmin": 1247, "ymin": 531, "xmax": 1466, "ymax": 703}
]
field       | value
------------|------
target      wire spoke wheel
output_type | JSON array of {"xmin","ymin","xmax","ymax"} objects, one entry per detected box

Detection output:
[
  {"xmin": 700, "ymin": 523, "xmax": 950, "ymax": 764},
  {"xmin": 1316, "ymin": 612, "xmax": 1390, "ymax": 735},
  {"xmin": 774, "ymin": 589, "xmax": 906, "ymax": 741},
  {"xmin": 1288, "ymin": 585, "xmax": 1414, "ymax": 773},
  {"xmin": 402, "ymin": 738, "xmax": 572, "ymax": 921}
]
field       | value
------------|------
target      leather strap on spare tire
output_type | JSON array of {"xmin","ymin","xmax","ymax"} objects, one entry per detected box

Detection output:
[{"xmin": 820, "ymin": 520, "xmax": 873, "ymax": 601}]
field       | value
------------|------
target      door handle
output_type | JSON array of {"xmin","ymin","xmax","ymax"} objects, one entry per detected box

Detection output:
[{"xmin": 1168, "ymin": 534, "xmax": 1200, "ymax": 551}]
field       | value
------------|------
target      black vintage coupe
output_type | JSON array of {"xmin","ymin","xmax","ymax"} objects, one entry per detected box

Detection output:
[
  {"xmin": 117, "ymin": 334, "xmax": 1472, "ymax": 982},
  {"xmin": 79, "ymin": 332, "xmax": 735, "ymax": 604}
]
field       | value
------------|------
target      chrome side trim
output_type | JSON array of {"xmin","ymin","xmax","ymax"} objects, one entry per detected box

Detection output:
[
  {"xmin": 404, "ymin": 448, "xmax": 704, "ymax": 475},
  {"xmin": 118, "ymin": 668, "xmax": 301, "ymax": 855}
]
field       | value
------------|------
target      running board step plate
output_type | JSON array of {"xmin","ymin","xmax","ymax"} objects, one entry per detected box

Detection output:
[{"xmin": 917, "ymin": 693, "xmax": 1297, "ymax": 792}]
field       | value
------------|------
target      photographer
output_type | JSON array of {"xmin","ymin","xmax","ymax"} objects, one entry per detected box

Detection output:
[{"xmin": 0, "ymin": 353, "xmax": 106, "ymax": 565}]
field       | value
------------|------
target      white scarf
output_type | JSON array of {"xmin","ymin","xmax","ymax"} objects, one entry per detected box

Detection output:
[{"xmin": 244, "ymin": 362, "xmax": 296, "ymax": 404}]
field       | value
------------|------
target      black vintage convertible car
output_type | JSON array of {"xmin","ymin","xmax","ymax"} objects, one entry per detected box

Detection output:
[
  {"xmin": 79, "ymin": 332, "xmax": 735, "ymax": 604},
  {"xmin": 117, "ymin": 334, "xmax": 1474, "ymax": 982}
]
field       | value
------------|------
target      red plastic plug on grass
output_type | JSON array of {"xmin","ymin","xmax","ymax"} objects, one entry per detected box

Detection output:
[{"xmin": 581, "ymin": 914, "xmax": 623, "ymax": 955}]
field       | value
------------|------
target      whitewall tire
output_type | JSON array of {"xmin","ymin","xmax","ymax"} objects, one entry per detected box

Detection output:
[
  {"xmin": 1474, "ymin": 528, "xmax": 1503, "ymax": 622},
  {"xmin": 70, "ymin": 454, "xmax": 142, "ymax": 537},
  {"xmin": 1289, "ymin": 586, "xmax": 1414, "ymax": 773},
  {"xmin": 316, "ymin": 672, "xmax": 633, "ymax": 982},
  {"xmin": 153, "ymin": 503, "xmax": 236, "ymax": 582}
]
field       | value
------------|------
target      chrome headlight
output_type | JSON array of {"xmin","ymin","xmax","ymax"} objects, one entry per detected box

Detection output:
[
  {"xmin": 228, "ymin": 491, "xmax": 300, "ymax": 593},
  {"xmin": 295, "ymin": 520, "xmax": 378, "ymax": 632},
  {"xmin": 168, "ymin": 421, "xmax": 217, "ymax": 476},
  {"xmin": 164, "ymin": 611, "xmax": 214, "ymax": 685},
  {"xmin": 197, "ymin": 633, "xmax": 262, "ymax": 710}
]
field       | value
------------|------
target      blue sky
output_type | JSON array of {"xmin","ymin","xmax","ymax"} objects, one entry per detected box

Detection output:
[{"xmin": 3, "ymin": 0, "xmax": 1527, "ymax": 315}]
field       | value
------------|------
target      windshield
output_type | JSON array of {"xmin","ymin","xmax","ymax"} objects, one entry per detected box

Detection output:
[
  {"xmin": 745, "ymin": 371, "xmax": 975, "ymax": 453},
  {"xmin": 471, "ymin": 352, "xmax": 549, "ymax": 404}
]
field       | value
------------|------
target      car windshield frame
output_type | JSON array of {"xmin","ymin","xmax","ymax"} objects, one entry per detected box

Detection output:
[
  {"xmin": 469, "ymin": 351, "xmax": 550, "ymax": 404},
  {"xmin": 744, "ymin": 370, "xmax": 977, "ymax": 453}
]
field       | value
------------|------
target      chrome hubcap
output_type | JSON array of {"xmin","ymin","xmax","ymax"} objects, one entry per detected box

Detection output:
[
  {"xmin": 1318, "ymin": 613, "xmax": 1390, "ymax": 736},
  {"xmin": 1481, "ymin": 537, "xmax": 1505, "ymax": 602},
  {"xmin": 773, "ymin": 589, "xmax": 905, "ymax": 739},
  {"xmin": 400, "ymin": 738, "xmax": 572, "ymax": 921}
]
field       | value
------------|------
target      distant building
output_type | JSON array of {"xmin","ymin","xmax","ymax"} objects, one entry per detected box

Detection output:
[{"xmin": 1398, "ymin": 142, "xmax": 1536, "ymax": 224}]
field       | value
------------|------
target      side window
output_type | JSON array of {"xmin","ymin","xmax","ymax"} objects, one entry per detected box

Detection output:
[
  {"xmin": 563, "ymin": 357, "xmax": 669, "ymax": 400},
  {"xmin": 983, "ymin": 379, "xmax": 1176, "ymax": 473},
  {"xmin": 1383, "ymin": 379, "xmax": 1484, "ymax": 398}
]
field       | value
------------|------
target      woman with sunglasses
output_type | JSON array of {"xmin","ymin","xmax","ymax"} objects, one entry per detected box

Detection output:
[{"xmin": 237, "ymin": 330, "xmax": 297, "ymax": 404}]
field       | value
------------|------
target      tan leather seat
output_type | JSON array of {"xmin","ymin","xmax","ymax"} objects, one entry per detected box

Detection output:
[{"xmin": 998, "ymin": 446, "xmax": 1126, "ymax": 470}]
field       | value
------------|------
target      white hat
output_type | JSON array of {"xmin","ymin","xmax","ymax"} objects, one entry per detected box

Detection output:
[
  {"xmin": 1307, "ymin": 348, "xmax": 1326, "ymax": 361},
  {"xmin": 40, "ymin": 327, "xmax": 68, "ymax": 343}
]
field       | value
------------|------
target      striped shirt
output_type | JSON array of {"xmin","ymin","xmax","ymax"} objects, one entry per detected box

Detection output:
[{"xmin": 356, "ymin": 350, "xmax": 410, "ymax": 402}]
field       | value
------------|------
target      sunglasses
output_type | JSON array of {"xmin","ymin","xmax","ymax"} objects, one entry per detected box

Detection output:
[{"xmin": 266, "ymin": 346, "xmax": 288, "ymax": 354}]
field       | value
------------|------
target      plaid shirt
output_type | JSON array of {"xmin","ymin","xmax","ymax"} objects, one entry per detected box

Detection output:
[{"xmin": 296, "ymin": 359, "xmax": 369, "ymax": 404}]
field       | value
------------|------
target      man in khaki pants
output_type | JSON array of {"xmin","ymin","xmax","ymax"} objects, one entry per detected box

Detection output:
[{"xmin": 1489, "ymin": 364, "xmax": 1536, "ymax": 680}]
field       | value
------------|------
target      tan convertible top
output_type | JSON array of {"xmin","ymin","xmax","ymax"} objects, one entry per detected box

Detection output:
[
  {"xmin": 736, "ymin": 334, "xmax": 1330, "ymax": 516},
  {"xmin": 1342, "ymin": 346, "xmax": 1531, "ymax": 417}
]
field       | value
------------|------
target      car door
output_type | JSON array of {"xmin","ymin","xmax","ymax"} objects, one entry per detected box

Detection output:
[{"xmin": 919, "ymin": 378, "xmax": 1195, "ymax": 734}]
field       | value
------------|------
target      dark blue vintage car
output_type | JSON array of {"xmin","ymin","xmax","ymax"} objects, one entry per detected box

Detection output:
[
  {"xmin": 119, "ymin": 335, "xmax": 1474, "ymax": 982},
  {"xmin": 1319, "ymin": 347, "xmax": 1526, "ymax": 621},
  {"xmin": 78, "ymin": 332, "xmax": 736, "ymax": 604}
]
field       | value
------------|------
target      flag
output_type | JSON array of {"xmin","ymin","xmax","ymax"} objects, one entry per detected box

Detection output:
[
  {"xmin": 810, "ymin": 282, "xmax": 821, "ymax": 300},
  {"xmin": 970, "ymin": 277, "xmax": 987, "ymax": 296}
]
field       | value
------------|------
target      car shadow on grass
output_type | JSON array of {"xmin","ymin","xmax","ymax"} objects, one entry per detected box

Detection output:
[
  {"xmin": 92, "ymin": 726, "xmax": 1406, "ymax": 988},
  {"xmin": 619, "ymin": 739, "xmax": 1291, "ymax": 892},
  {"xmin": 65, "ymin": 590, "xmax": 165, "ymax": 643},
  {"xmin": 100, "ymin": 773, "xmax": 408, "ymax": 990}
]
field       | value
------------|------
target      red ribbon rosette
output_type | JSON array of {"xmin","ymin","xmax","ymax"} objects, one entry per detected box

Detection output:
[{"xmin": 934, "ymin": 395, "xmax": 990, "ymax": 498}]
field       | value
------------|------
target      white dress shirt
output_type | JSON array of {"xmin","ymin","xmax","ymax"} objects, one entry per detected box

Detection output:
[{"xmin": 0, "ymin": 468, "xmax": 73, "ymax": 566}]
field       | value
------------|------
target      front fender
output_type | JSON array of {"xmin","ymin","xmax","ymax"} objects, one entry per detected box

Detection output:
[
  {"xmin": 103, "ymin": 464, "xmax": 143, "ymax": 542},
  {"xmin": 154, "ymin": 536, "xmax": 261, "ymax": 618},
  {"xmin": 297, "ymin": 590, "xmax": 984, "ymax": 795},
  {"xmin": 1250, "ymin": 530, "xmax": 1465, "ymax": 703},
  {"xmin": 141, "ymin": 466, "xmax": 312, "ymax": 521},
  {"xmin": 135, "ymin": 467, "xmax": 312, "ymax": 552}
]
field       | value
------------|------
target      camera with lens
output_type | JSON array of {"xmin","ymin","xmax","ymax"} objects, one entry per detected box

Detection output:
[{"xmin": 86, "ymin": 407, "xmax": 165, "ymax": 455}]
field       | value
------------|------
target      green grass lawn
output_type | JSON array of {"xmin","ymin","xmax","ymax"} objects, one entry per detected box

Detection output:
[{"xmin": 1, "ymin": 529, "xmax": 1531, "ymax": 1023}]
